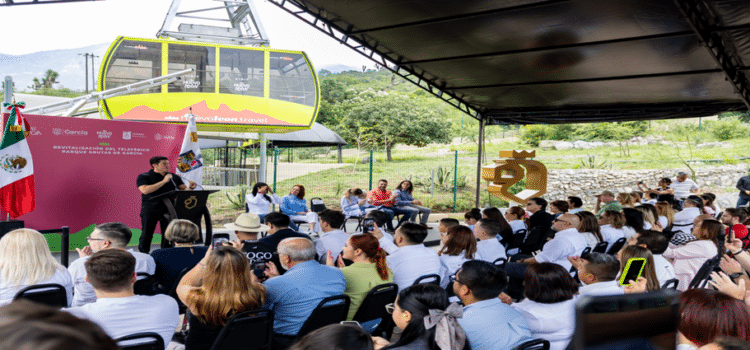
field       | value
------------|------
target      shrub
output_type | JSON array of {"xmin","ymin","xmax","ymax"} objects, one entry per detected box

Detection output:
[
  {"xmin": 705, "ymin": 117, "xmax": 749, "ymax": 141},
  {"xmin": 519, "ymin": 124, "xmax": 553, "ymax": 146}
]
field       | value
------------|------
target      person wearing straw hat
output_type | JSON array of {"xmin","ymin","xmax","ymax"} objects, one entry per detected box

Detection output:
[{"xmin": 224, "ymin": 213, "xmax": 274, "ymax": 280}]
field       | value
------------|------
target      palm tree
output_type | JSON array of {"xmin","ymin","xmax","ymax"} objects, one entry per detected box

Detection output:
[{"xmin": 42, "ymin": 69, "xmax": 59, "ymax": 88}]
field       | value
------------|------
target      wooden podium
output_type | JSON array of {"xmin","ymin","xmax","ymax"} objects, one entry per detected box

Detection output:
[{"xmin": 153, "ymin": 190, "xmax": 217, "ymax": 246}]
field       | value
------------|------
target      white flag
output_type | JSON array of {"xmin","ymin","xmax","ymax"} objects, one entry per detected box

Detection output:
[{"xmin": 176, "ymin": 113, "xmax": 203, "ymax": 187}]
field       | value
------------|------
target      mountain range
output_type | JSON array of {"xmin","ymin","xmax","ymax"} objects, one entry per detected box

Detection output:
[{"xmin": 0, "ymin": 43, "xmax": 358, "ymax": 92}]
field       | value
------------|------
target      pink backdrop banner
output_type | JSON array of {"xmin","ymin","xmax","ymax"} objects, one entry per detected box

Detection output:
[{"xmin": 1, "ymin": 114, "xmax": 185, "ymax": 234}]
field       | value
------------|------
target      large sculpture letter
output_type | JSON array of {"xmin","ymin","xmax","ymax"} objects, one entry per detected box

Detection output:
[{"xmin": 481, "ymin": 150, "xmax": 548, "ymax": 204}]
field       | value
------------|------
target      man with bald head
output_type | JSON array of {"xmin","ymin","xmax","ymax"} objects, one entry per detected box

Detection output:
[{"xmin": 262, "ymin": 237, "xmax": 346, "ymax": 348}]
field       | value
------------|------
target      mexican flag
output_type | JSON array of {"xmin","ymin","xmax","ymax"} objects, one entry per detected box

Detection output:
[{"xmin": 0, "ymin": 102, "xmax": 34, "ymax": 218}]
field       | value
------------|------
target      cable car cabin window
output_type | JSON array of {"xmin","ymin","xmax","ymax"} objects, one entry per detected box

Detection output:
[
  {"xmin": 104, "ymin": 40, "xmax": 161, "ymax": 94},
  {"xmin": 269, "ymin": 52, "xmax": 315, "ymax": 107},
  {"xmin": 168, "ymin": 44, "xmax": 215, "ymax": 93},
  {"xmin": 219, "ymin": 48, "xmax": 263, "ymax": 97}
]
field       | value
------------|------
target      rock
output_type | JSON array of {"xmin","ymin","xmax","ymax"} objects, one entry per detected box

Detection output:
[
  {"xmin": 554, "ymin": 141, "xmax": 574, "ymax": 150},
  {"xmin": 573, "ymin": 140, "xmax": 592, "ymax": 149},
  {"xmin": 539, "ymin": 140, "xmax": 557, "ymax": 149}
]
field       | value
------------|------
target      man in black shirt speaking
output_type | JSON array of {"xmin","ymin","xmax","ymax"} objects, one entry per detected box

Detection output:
[{"xmin": 136, "ymin": 156, "xmax": 197, "ymax": 253}]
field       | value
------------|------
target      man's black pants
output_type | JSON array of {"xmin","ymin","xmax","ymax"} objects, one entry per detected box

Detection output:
[{"xmin": 140, "ymin": 209, "xmax": 171, "ymax": 253}]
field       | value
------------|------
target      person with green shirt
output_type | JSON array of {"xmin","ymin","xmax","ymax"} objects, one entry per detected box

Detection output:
[
  {"xmin": 326, "ymin": 234, "xmax": 393, "ymax": 320},
  {"xmin": 595, "ymin": 190, "xmax": 622, "ymax": 217}
]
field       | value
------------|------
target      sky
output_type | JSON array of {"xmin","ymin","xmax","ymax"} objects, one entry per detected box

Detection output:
[{"xmin": 1, "ymin": 0, "xmax": 374, "ymax": 70}]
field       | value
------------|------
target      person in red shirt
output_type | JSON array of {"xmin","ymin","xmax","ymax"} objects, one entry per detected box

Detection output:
[
  {"xmin": 367, "ymin": 179, "xmax": 413, "ymax": 231},
  {"xmin": 721, "ymin": 208, "xmax": 749, "ymax": 248}
]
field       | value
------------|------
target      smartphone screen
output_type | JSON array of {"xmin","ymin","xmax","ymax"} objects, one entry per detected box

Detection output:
[
  {"xmin": 253, "ymin": 262, "xmax": 267, "ymax": 279},
  {"xmin": 619, "ymin": 258, "xmax": 646, "ymax": 286},
  {"xmin": 212, "ymin": 234, "xmax": 230, "ymax": 249},
  {"xmin": 362, "ymin": 218, "xmax": 374, "ymax": 234}
]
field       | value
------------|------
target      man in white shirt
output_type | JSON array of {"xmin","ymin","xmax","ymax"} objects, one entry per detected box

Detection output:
[
  {"xmin": 374, "ymin": 222, "xmax": 448, "ymax": 290},
  {"xmin": 474, "ymin": 219, "xmax": 507, "ymax": 263},
  {"xmin": 568, "ymin": 253, "xmax": 624, "ymax": 296},
  {"xmin": 68, "ymin": 223, "xmax": 156, "ymax": 307},
  {"xmin": 672, "ymin": 171, "xmax": 700, "ymax": 202},
  {"xmin": 627, "ymin": 231, "xmax": 676, "ymax": 287},
  {"xmin": 66, "ymin": 249, "xmax": 179, "ymax": 346},
  {"xmin": 519, "ymin": 214, "xmax": 588, "ymax": 271},
  {"xmin": 314, "ymin": 209, "xmax": 350, "ymax": 262},
  {"xmin": 567, "ymin": 196, "xmax": 584, "ymax": 214}
]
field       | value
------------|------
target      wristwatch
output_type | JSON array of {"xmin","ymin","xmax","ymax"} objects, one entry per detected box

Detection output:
[
  {"xmin": 729, "ymin": 272, "xmax": 744, "ymax": 279},
  {"xmin": 732, "ymin": 249, "xmax": 744, "ymax": 255}
]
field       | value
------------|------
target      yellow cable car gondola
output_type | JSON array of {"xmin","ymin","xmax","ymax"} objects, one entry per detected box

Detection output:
[{"xmin": 97, "ymin": 36, "xmax": 319, "ymax": 133}]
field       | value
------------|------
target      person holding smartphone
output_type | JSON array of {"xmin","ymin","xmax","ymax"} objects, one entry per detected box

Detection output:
[{"xmin": 224, "ymin": 213, "xmax": 274, "ymax": 280}]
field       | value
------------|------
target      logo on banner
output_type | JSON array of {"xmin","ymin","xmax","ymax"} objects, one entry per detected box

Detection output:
[
  {"xmin": 1, "ymin": 155, "xmax": 28, "ymax": 173},
  {"xmin": 154, "ymin": 133, "xmax": 162, "ymax": 141},
  {"xmin": 30, "ymin": 127, "xmax": 41, "ymax": 136},
  {"xmin": 52, "ymin": 128, "xmax": 62, "ymax": 136},
  {"xmin": 97, "ymin": 130, "xmax": 112, "ymax": 139},
  {"xmin": 123, "ymin": 131, "xmax": 131, "ymax": 140},
  {"xmin": 184, "ymin": 196, "xmax": 198, "ymax": 210},
  {"xmin": 177, "ymin": 150, "xmax": 203, "ymax": 173}
]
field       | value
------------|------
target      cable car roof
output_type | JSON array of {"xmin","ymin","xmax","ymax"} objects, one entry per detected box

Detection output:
[{"xmin": 268, "ymin": 0, "xmax": 750, "ymax": 124}]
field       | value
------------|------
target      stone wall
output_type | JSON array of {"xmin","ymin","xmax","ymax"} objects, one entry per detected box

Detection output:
[{"xmin": 543, "ymin": 164, "xmax": 748, "ymax": 209}]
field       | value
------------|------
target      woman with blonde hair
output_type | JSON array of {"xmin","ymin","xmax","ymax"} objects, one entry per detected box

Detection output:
[
  {"xmin": 177, "ymin": 245, "xmax": 266, "ymax": 349},
  {"xmin": 635, "ymin": 205, "xmax": 658, "ymax": 231},
  {"xmin": 617, "ymin": 245, "xmax": 660, "ymax": 292},
  {"xmin": 151, "ymin": 219, "xmax": 208, "ymax": 294},
  {"xmin": 438, "ymin": 225, "xmax": 478, "ymax": 275},
  {"xmin": 655, "ymin": 201, "xmax": 674, "ymax": 228},
  {"xmin": 617, "ymin": 193, "xmax": 636, "ymax": 208},
  {"xmin": 0, "ymin": 229, "xmax": 73, "ymax": 306}
]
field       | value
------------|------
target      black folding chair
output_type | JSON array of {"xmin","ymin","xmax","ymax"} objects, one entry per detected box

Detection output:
[
  {"xmin": 134, "ymin": 272, "xmax": 155, "ymax": 296},
  {"xmin": 310, "ymin": 197, "xmax": 327, "ymax": 213},
  {"xmin": 688, "ymin": 255, "xmax": 721, "ymax": 289},
  {"xmin": 592, "ymin": 241, "xmax": 609, "ymax": 253},
  {"xmin": 513, "ymin": 338, "xmax": 550, "ymax": 350},
  {"xmin": 352, "ymin": 283, "xmax": 398, "ymax": 338},
  {"xmin": 661, "ymin": 278, "xmax": 679, "ymax": 290},
  {"xmin": 606, "ymin": 238, "xmax": 627, "ymax": 255},
  {"xmin": 343, "ymin": 215, "xmax": 365, "ymax": 233},
  {"xmin": 580, "ymin": 247, "xmax": 591, "ymax": 257},
  {"xmin": 115, "ymin": 332, "xmax": 164, "ymax": 350},
  {"xmin": 170, "ymin": 266, "xmax": 195, "ymax": 315},
  {"xmin": 38, "ymin": 226, "xmax": 70, "ymax": 267},
  {"xmin": 210, "ymin": 309, "xmax": 274, "ymax": 350},
  {"xmin": 13, "ymin": 283, "xmax": 67, "ymax": 308},
  {"xmin": 413, "ymin": 274, "xmax": 440, "ymax": 286},
  {"xmin": 295, "ymin": 294, "xmax": 350, "ymax": 339},
  {"xmin": 493, "ymin": 257, "xmax": 508, "ymax": 269}
]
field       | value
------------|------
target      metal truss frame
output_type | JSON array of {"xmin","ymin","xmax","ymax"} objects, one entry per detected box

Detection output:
[
  {"xmin": 1, "ymin": 0, "xmax": 98, "ymax": 5},
  {"xmin": 158, "ymin": 0, "xmax": 270, "ymax": 46}
]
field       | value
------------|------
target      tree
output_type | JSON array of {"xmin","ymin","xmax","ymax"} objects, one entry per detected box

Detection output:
[
  {"xmin": 30, "ymin": 69, "xmax": 59, "ymax": 90},
  {"xmin": 339, "ymin": 91, "xmax": 452, "ymax": 161}
]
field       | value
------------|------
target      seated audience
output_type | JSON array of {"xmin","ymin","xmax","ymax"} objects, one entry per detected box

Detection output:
[
  {"xmin": 672, "ymin": 196, "xmax": 704, "ymax": 235},
  {"xmin": 595, "ymin": 190, "xmax": 622, "ymax": 217},
  {"xmin": 258, "ymin": 212, "xmax": 311, "ymax": 252},
  {"xmin": 151, "ymin": 219, "xmax": 208, "ymax": 294},
  {"xmin": 280, "ymin": 184, "xmax": 321, "ymax": 233},
  {"xmin": 453, "ymin": 260, "xmax": 532, "ymax": 350},
  {"xmin": 638, "ymin": 177, "xmax": 676, "ymax": 206},
  {"xmin": 375, "ymin": 223, "xmax": 448, "ymax": 290},
  {"xmin": 671, "ymin": 214, "xmax": 714, "ymax": 246},
  {"xmin": 645, "ymin": 192, "xmax": 658, "ymax": 205},
  {"xmin": 223, "ymin": 213, "xmax": 274, "ymax": 280},
  {"xmin": 375, "ymin": 284, "xmax": 469, "ymax": 350},
  {"xmin": 721, "ymin": 208, "xmax": 749, "ymax": 247},
  {"xmin": 67, "ymin": 249, "xmax": 179, "ymax": 346},
  {"xmin": 704, "ymin": 193, "xmax": 720, "ymax": 216},
  {"xmin": 549, "ymin": 200, "xmax": 569, "ymax": 218},
  {"xmin": 482, "ymin": 207, "xmax": 513, "ymax": 244},
  {"xmin": 246, "ymin": 182, "xmax": 282, "ymax": 223},
  {"xmin": 511, "ymin": 263, "xmax": 578, "ymax": 350},
  {"xmin": 567, "ymin": 196, "xmax": 583, "ymax": 214},
  {"xmin": 637, "ymin": 204, "xmax": 660, "ymax": 230},
  {"xmin": 523, "ymin": 197, "xmax": 555, "ymax": 254},
  {"xmin": 664, "ymin": 219, "xmax": 721, "ymax": 290},
  {"xmin": 325, "ymin": 234, "xmax": 392, "ymax": 320},
  {"xmin": 678, "ymin": 289, "xmax": 750, "ymax": 349},
  {"xmin": 289, "ymin": 324, "xmax": 375, "ymax": 350},
  {"xmin": 263, "ymin": 238, "xmax": 345, "ymax": 348},
  {"xmin": 177, "ymin": 245, "xmax": 265, "ymax": 350},
  {"xmin": 511, "ymin": 214, "xmax": 587, "ymax": 271},
  {"xmin": 314, "ymin": 209, "xmax": 349, "ymax": 262},
  {"xmin": 393, "ymin": 180, "xmax": 432, "ymax": 228},
  {"xmin": 505, "ymin": 206, "xmax": 528, "ymax": 235},
  {"xmin": 68, "ymin": 223, "xmax": 155, "ymax": 307},
  {"xmin": 698, "ymin": 336, "xmax": 750, "ymax": 350},
  {"xmin": 627, "ymin": 230, "xmax": 676, "ymax": 287},
  {"xmin": 368, "ymin": 179, "xmax": 411, "ymax": 231},
  {"xmin": 701, "ymin": 194, "xmax": 717, "ymax": 217},
  {"xmin": 0, "ymin": 229, "xmax": 73, "ymax": 306},
  {"xmin": 568, "ymin": 252, "xmax": 623, "ymax": 296},
  {"xmin": 631, "ymin": 191, "xmax": 644, "ymax": 205},
  {"xmin": 616, "ymin": 245, "xmax": 661, "ymax": 292},
  {"xmin": 437, "ymin": 218, "xmax": 460, "ymax": 236},
  {"xmin": 576, "ymin": 211, "xmax": 603, "ymax": 248},
  {"xmin": 474, "ymin": 219, "xmax": 508, "ymax": 263},
  {"xmin": 438, "ymin": 225, "xmax": 478, "ymax": 275},
  {"xmin": 464, "ymin": 208, "xmax": 482, "ymax": 232},
  {"xmin": 622, "ymin": 208, "xmax": 645, "ymax": 239},
  {"xmin": 655, "ymin": 201, "xmax": 674, "ymax": 229},
  {"xmin": 0, "ymin": 300, "xmax": 118, "ymax": 350},
  {"xmin": 598, "ymin": 210, "xmax": 626, "ymax": 252},
  {"xmin": 340, "ymin": 188, "xmax": 373, "ymax": 218}
]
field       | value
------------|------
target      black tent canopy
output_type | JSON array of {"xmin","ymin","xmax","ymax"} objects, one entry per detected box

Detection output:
[{"xmin": 268, "ymin": 0, "xmax": 750, "ymax": 124}]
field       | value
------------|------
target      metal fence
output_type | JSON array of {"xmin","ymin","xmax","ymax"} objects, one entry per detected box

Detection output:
[{"xmin": 202, "ymin": 166, "xmax": 258, "ymax": 190}]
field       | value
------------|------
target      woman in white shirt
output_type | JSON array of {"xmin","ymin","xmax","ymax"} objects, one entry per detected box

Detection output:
[
  {"xmin": 655, "ymin": 201, "xmax": 674, "ymax": 229},
  {"xmin": 340, "ymin": 188, "xmax": 373, "ymax": 218},
  {"xmin": 438, "ymin": 225, "xmax": 478, "ymax": 275},
  {"xmin": 576, "ymin": 211, "xmax": 603, "ymax": 248},
  {"xmin": 505, "ymin": 207, "xmax": 528, "ymax": 234},
  {"xmin": 245, "ymin": 182, "xmax": 282, "ymax": 223},
  {"xmin": 511, "ymin": 262, "xmax": 578, "ymax": 350},
  {"xmin": 0, "ymin": 229, "xmax": 73, "ymax": 306},
  {"xmin": 672, "ymin": 196, "xmax": 704, "ymax": 235},
  {"xmin": 597, "ymin": 210, "xmax": 626, "ymax": 252},
  {"xmin": 636, "ymin": 204, "xmax": 659, "ymax": 231},
  {"xmin": 663, "ymin": 219, "xmax": 720, "ymax": 291}
]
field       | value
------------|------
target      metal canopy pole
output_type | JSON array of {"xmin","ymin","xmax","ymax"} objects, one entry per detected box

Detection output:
[
  {"xmin": 259, "ymin": 133, "xmax": 267, "ymax": 183},
  {"xmin": 475, "ymin": 116, "xmax": 484, "ymax": 208}
]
